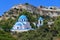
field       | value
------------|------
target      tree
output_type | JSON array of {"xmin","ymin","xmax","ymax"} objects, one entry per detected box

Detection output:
[{"xmin": 25, "ymin": 3, "xmax": 29, "ymax": 5}]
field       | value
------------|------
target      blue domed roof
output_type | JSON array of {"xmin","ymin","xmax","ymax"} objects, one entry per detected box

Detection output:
[
  {"xmin": 39, "ymin": 17, "xmax": 43, "ymax": 20},
  {"xmin": 14, "ymin": 22, "xmax": 23, "ymax": 26},
  {"xmin": 19, "ymin": 15, "xmax": 27, "ymax": 19},
  {"xmin": 18, "ymin": 15, "xmax": 28, "ymax": 22}
]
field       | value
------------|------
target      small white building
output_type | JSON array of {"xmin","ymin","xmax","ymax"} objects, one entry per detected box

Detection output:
[
  {"xmin": 37, "ymin": 17, "xmax": 44, "ymax": 28},
  {"xmin": 11, "ymin": 15, "xmax": 34, "ymax": 32}
]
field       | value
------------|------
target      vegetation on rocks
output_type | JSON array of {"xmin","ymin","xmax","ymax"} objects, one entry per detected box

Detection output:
[{"xmin": 0, "ymin": 9, "xmax": 60, "ymax": 40}]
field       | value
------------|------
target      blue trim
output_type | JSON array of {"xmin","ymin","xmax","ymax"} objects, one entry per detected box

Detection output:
[
  {"xmin": 39, "ymin": 17, "xmax": 43, "ymax": 20},
  {"xmin": 11, "ymin": 28, "xmax": 34, "ymax": 30}
]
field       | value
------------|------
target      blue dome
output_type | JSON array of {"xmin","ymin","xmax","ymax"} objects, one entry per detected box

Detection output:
[
  {"xmin": 19, "ymin": 15, "xmax": 27, "ymax": 19},
  {"xmin": 39, "ymin": 17, "xmax": 43, "ymax": 20},
  {"xmin": 14, "ymin": 22, "xmax": 23, "ymax": 26},
  {"xmin": 18, "ymin": 15, "xmax": 28, "ymax": 22}
]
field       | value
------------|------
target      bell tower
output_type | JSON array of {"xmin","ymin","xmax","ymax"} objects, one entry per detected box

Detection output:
[{"xmin": 37, "ymin": 17, "xmax": 44, "ymax": 28}]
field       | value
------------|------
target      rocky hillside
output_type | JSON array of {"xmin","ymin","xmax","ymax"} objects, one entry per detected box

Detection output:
[
  {"xmin": 0, "ymin": 3, "xmax": 60, "ymax": 40},
  {"xmin": 0, "ymin": 3, "xmax": 39, "ymax": 21},
  {"xmin": 0, "ymin": 3, "xmax": 60, "ymax": 21}
]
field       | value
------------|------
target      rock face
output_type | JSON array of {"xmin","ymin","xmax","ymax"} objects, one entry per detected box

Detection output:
[
  {"xmin": 12, "ymin": 4, "xmax": 38, "ymax": 14},
  {"xmin": 0, "ymin": 3, "xmax": 38, "ymax": 21},
  {"xmin": 0, "ymin": 3, "xmax": 60, "ymax": 21}
]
